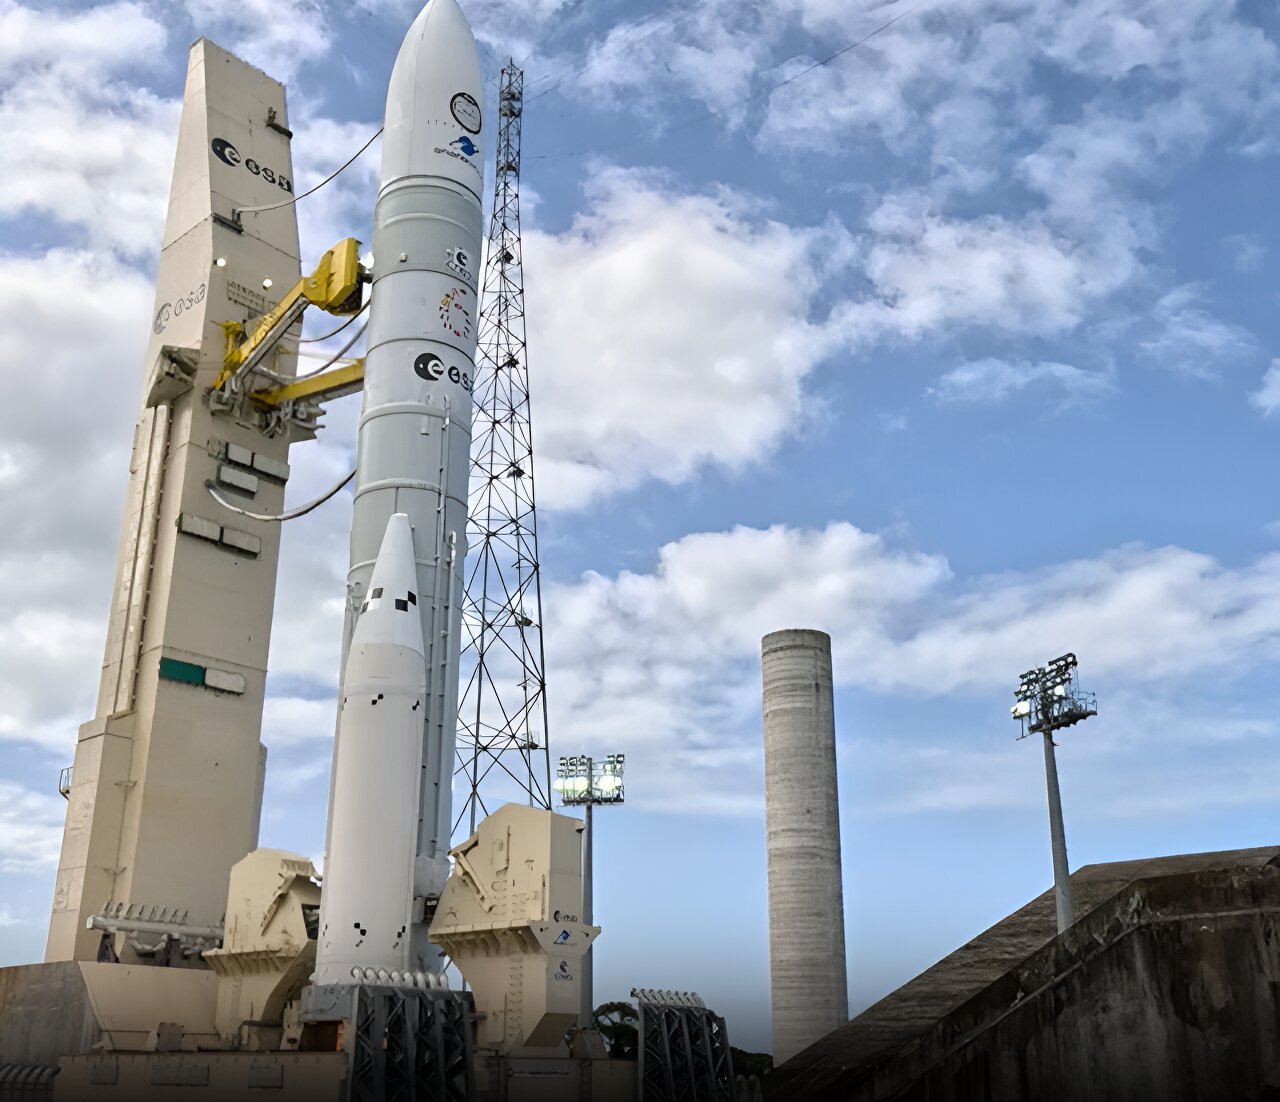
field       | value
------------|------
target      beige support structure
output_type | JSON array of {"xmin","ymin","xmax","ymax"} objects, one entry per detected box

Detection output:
[
  {"xmin": 429, "ymin": 804, "xmax": 599, "ymax": 1051},
  {"xmin": 47, "ymin": 39, "xmax": 303, "ymax": 964},
  {"xmin": 762, "ymin": 629, "xmax": 849, "ymax": 1065},
  {"xmin": 202, "ymin": 849, "xmax": 320, "ymax": 1049}
]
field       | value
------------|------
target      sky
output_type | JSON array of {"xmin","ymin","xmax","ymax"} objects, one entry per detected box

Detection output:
[{"xmin": 2, "ymin": 0, "xmax": 1280, "ymax": 1057}]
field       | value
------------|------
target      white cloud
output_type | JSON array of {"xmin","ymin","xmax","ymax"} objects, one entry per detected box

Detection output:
[
  {"xmin": 1251, "ymin": 361, "xmax": 1280, "ymax": 417},
  {"xmin": 543, "ymin": 522, "xmax": 1280, "ymax": 812},
  {"xmin": 929, "ymin": 358, "xmax": 1114, "ymax": 404},
  {"xmin": 1226, "ymin": 234, "xmax": 1266, "ymax": 274},
  {"xmin": 183, "ymin": 0, "xmax": 332, "ymax": 84},
  {"xmin": 833, "ymin": 195, "xmax": 1124, "ymax": 340},
  {"xmin": 524, "ymin": 166, "xmax": 852, "ymax": 509},
  {"xmin": 551, "ymin": 0, "xmax": 1273, "ymax": 363},
  {"xmin": 763, "ymin": 0, "xmax": 1278, "ymax": 151},
  {"xmin": 0, "ymin": 782, "xmax": 64, "ymax": 873},
  {"xmin": 1139, "ymin": 285, "xmax": 1257, "ymax": 377},
  {"xmin": 0, "ymin": 250, "xmax": 155, "ymax": 750},
  {"xmin": 0, "ymin": 0, "xmax": 163, "ymax": 71},
  {"xmin": 0, "ymin": 1, "xmax": 176, "ymax": 257}
]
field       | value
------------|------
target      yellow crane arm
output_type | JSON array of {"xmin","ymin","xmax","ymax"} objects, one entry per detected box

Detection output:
[{"xmin": 212, "ymin": 238, "xmax": 364, "ymax": 393}]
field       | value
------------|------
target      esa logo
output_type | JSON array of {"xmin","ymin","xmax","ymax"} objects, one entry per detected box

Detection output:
[
  {"xmin": 210, "ymin": 138, "xmax": 293, "ymax": 193},
  {"xmin": 414, "ymin": 352, "xmax": 472, "ymax": 393}
]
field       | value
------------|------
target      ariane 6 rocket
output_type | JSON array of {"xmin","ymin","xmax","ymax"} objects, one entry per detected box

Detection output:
[{"xmin": 315, "ymin": 0, "xmax": 485, "ymax": 986}]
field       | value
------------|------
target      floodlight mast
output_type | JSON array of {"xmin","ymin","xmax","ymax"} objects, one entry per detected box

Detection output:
[
  {"xmin": 554, "ymin": 754, "xmax": 625, "ymax": 1030},
  {"xmin": 1011, "ymin": 653, "xmax": 1098, "ymax": 934}
]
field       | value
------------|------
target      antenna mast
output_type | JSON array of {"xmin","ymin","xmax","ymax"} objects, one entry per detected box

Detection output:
[{"xmin": 456, "ymin": 63, "xmax": 553, "ymax": 834}]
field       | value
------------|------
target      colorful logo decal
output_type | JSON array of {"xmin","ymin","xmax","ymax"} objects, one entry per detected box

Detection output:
[
  {"xmin": 555, "ymin": 929, "xmax": 571, "ymax": 944},
  {"xmin": 438, "ymin": 286, "xmax": 473, "ymax": 339},
  {"xmin": 451, "ymin": 135, "xmax": 479, "ymax": 158}
]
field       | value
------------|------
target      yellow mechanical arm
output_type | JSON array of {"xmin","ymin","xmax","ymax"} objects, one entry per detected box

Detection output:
[{"xmin": 213, "ymin": 238, "xmax": 365, "ymax": 394}]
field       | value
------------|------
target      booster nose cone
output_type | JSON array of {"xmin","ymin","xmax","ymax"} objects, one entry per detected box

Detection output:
[
  {"xmin": 352, "ymin": 513, "xmax": 424, "ymax": 656},
  {"xmin": 381, "ymin": 0, "xmax": 484, "ymax": 196}
]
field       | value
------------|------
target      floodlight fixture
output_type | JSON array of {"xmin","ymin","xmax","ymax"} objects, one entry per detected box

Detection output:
[
  {"xmin": 1010, "ymin": 652, "xmax": 1098, "ymax": 935},
  {"xmin": 1012, "ymin": 652, "xmax": 1097, "ymax": 739},
  {"xmin": 555, "ymin": 753, "xmax": 626, "ymax": 806}
]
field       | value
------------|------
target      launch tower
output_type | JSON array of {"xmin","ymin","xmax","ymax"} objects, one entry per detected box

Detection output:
[{"xmin": 456, "ymin": 62, "xmax": 554, "ymax": 833}]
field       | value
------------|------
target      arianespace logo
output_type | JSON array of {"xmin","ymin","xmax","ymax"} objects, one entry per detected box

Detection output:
[
  {"xmin": 434, "ymin": 134, "xmax": 482, "ymax": 178},
  {"xmin": 210, "ymin": 138, "xmax": 293, "ymax": 193},
  {"xmin": 554, "ymin": 960, "xmax": 573, "ymax": 982}
]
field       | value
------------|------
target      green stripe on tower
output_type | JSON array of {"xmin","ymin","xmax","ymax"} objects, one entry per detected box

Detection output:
[{"xmin": 158, "ymin": 657, "xmax": 206, "ymax": 685}]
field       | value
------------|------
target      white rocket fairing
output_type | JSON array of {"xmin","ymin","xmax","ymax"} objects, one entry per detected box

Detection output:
[
  {"xmin": 316, "ymin": 514, "xmax": 425, "ymax": 984},
  {"xmin": 317, "ymin": 0, "xmax": 485, "ymax": 982}
]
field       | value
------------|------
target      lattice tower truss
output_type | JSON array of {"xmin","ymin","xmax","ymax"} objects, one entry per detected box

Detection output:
[{"xmin": 456, "ymin": 63, "xmax": 553, "ymax": 834}]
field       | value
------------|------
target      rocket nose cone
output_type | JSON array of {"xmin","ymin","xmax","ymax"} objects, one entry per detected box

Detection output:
[
  {"xmin": 351, "ymin": 513, "xmax": 426, "ymax": 655},
  {"xmin": 381, "ymin": 0, "xmax": 484, "ymax": 190}
]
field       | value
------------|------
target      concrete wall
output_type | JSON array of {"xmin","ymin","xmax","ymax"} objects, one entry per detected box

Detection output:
[
  {"xmin": 769, "ymin": 862, "xmax": 1280, "ymax": 1102},
  {"xmin": 0, "ymin": 963, "xmax": 98, "ymax": 1069},
  {"xmin": 761, "ymin": 629, "xmax": 848, "ymax": 1065}
]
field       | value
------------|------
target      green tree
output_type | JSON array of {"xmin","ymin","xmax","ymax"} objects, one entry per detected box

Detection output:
[{"xmin": 593, "ymin": 1001, "xmax": 639, "ymax": 1060}]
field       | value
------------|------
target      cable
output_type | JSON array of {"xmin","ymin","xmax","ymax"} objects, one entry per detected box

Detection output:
[
  {"xmin": 529, "ymin": 5, "xmax": 918, "ymax": 161},
  {"xmin": 236, "ymin": 127, "xmax": 384, "ymax": 215},
  {"xmin": 298, "ymin": 300, "xmax": 369, "ymax": 343},
  {"xmin": 205, "ymin": 469, "xmax": 354, "ymax": 522},
  {"xmin": 289, "ymin": 320, "xmax": 368, "ymax": 382}
]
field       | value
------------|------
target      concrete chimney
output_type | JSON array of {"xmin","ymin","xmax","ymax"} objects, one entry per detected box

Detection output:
[{"xmin": 762, "ymin": 628, "xmax": 848, "ymax": 1065}]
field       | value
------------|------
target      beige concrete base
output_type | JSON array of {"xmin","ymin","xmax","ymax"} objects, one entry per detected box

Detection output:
[
  {"xmin": 0, "ymin": 961, "xmax": 217, "ymax": 1067},
  {"xmin": 55, "ymin": 1053, "xmax": 347, "ymax": 1101},
  {"xmin": 475, "ymin": 1050, "xmax": 637, "ymax": 1102}
]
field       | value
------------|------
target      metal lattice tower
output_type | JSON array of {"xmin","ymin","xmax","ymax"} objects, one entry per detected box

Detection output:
[{"xmin": 455, "ymin": 63, "xmax": 553, "ymax": 835}]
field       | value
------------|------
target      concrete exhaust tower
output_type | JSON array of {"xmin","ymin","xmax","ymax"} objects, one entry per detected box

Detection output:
[{"xmin": 762, "ymin": 628, "xmax": 849, "ymax": 1064}]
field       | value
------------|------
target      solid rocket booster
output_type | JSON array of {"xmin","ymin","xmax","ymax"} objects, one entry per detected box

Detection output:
[
  {"xmin": 322, "ymin": 0, "xmax": 486, "ymax": 979},
  {"xmin": 316, "ymin": 514, "xmax": 425, "ymax": 985}
]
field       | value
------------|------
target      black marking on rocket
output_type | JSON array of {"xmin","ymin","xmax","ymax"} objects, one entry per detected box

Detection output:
[
  {"xmin": 395, "ymin": 598, "xmax": 409, "ymax": 611},
  {"xmin": 372, "ymin": 588, "xmax": 384, "ymax": 598},
  {"xmin": 408, "ymin": 591, "xmax": 417, "ymax": 604},
  {"xmin": 412, "ymin": 700, "xmax": 420, "ymax": 711}
]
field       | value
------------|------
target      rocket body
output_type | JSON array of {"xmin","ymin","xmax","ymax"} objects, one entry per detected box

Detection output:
[{"xmin": 320, "ymin": 0, "xmax": 485, "ymax": 980}]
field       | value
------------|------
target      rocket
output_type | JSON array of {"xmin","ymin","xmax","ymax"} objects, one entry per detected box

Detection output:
[{"xmin": 315, "ymin": 0, "xmax": 484, "ymax": 984}]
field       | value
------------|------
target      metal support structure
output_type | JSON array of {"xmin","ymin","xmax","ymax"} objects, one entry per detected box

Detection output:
[
  {"xmin": 581, "ymin": 802, "xmax": 593, "ymax": 1030},
  {"xmin": 1041, "ymin": 731, "xmax": 1073, "ymax": 932},
  {"xmin": 300, "ymin": 984, "xmax": 474, "ymax": 1102},
  {"xmin": 1012, "ymin": 652, "xmax": 1098, "ymax": 934},
  {"xmin": 631, "ymin": 989, "xmax": 735, "ymax": 1102},
  {"xmin": 456, "ymin": 62, "xmax": 553, "ymax": 834}
]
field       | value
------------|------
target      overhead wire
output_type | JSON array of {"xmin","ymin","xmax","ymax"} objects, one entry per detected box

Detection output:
[{"xmin": 235, "ymin": 126, "xmax": 384, "ymax": 215}]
